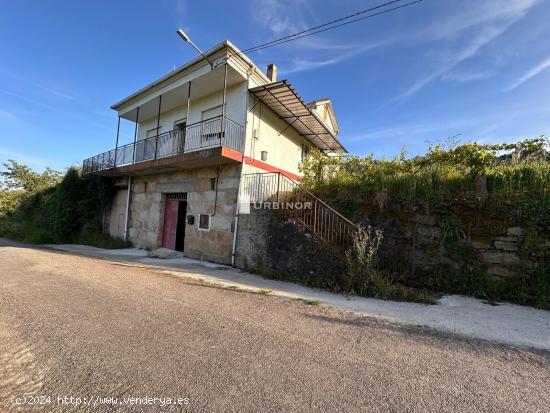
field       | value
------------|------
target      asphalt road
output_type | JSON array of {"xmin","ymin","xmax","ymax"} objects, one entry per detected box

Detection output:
[{"xmin": 0, "ymin": 240, "xmax": 549, "ymax": 412}]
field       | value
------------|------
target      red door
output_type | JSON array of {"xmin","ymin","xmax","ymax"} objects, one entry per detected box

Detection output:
[{"xmin": 162, "ymin": 199, "xmax": 180, "ymax": 249}]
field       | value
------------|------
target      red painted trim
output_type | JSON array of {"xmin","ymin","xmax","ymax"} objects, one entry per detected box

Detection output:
[
  {"xmin": 243, "ymin": 156, "xmax": 301, "ymax": 181},
  {"xmin": 221, "ymin": 147, "xmax": 244, "ymax": 162}
]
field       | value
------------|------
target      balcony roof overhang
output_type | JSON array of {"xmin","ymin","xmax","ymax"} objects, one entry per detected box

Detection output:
[
  {"xmin": 112, "ymin": 41, "xmax": 270, "ymax": 121},
  {"xmin": 249, "ymin": 80, "xmax": 347, "ymax": 154},
  {"xmin": 116, "ymin": 64, "xmax": 245, "ymax": 122}
]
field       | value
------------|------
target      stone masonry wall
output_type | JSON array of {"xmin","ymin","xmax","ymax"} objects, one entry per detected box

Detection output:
[
  {"xmin": 235, "ymin": 208, "xmax": 346, "ymax": 288},
  {"xmin": 358, "ymin": 209, "xmax": 549, "ymax": 282},
  {"xmin": 234, "ymin": 206, "xmax": 270, "ymax": 270},
  {"xmin": 128, "ymin": 164, "xmax": 241, "ymax": 264}
]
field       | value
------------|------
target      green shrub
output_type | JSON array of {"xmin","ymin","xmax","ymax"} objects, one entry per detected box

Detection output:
[
  {"xmin": 301, "ymin": 137, "xmax": 550, "ymax": 308},
  {"xmin": 344, "ymin": 225, "xmax": 435, "ymax": 304},
  {"xmin": 1, "ymin": 161, "xmax": 119, "ymax": 247}
]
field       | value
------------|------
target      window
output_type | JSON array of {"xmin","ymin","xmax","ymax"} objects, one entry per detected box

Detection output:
[
  {"xmin": 146, "ymin": 126, "xmax": 162, "ymax": 138},
  {"xmin": 174, "ymin": 118, "xmax": 186, "ymax": 131},
  {"xmin": 201, "ymin": 105, "xmax": 226, "ymax": 143},
  {"xmin": 301, "ymin": 144, "xmax": 309, "ymax": 161},
  {"xmin": 201, "ymin": 105, "xmax": 223, "ymax": 121},
  {"xmin": 261, "ymin": 151, "xmax": 268, "ymax": 161},
  {"xmin": 198, "ymin": 214, "xmax": 210, "ymax": 231},
  {"xmin": 165, "ymin": 192, "xmax": 187, "ymax": 200},
  {"xmin": 210, "ymin": 177, "xmax": 217, "ymax": 190}
]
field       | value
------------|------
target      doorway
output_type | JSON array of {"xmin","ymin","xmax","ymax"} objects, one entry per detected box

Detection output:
[
  {"xmin": 175, "ymin": 204, "xmax": 186, "ymax": 251},
  {"xmin": 162, "ymin": 193, "xmax": 187, "ymax": 251}
]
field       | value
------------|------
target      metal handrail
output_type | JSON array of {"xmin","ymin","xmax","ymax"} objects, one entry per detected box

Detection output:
[
  {"xmin": 244, "ymin": 172, "xmax": 357, "ymax": 227},
  {"xmin": 241, "ymin": 172, "xmax": 359, "ymax": 254},
  {"xmin": 82, "ymin": 115, "xmax": 244, "ymax": 174}
]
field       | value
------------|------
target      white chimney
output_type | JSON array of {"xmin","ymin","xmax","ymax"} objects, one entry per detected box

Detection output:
[{"xmin": 266, "ymin": 64, "xmax": 277, "ymax": 82}]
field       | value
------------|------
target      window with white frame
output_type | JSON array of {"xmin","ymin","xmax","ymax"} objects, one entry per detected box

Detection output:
[
  {"xmin": 201, "ymin": 105, "xmax": 226, "ymax": 143},
  {"xmin": 146, "ymin": 126, "xmax": 162, "ymax": 138},
  {"xmin": 198, "ymin": 214, "xmax": 210, "ymax": 231},
  {"xmin": 174, "ymin": 118, "xmax": 186, "ymax": 131}
]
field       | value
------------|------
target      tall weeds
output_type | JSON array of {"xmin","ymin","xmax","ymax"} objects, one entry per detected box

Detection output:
[
  {"xmin": 301, "ymin": 137, "xmax": 550, "ymax": 217},
  {"xmin": 345, "ymin": 225, "xmax": 383, "ymax": 295}
]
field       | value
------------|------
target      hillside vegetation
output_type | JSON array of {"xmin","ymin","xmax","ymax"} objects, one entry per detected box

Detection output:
[
  {"xmin": 301, "ymin": 137, "xmax": 550, "ymax": 308},
  {"xmin": 0, "ymin": 161, "xmax": 127, "ymax": 248}
]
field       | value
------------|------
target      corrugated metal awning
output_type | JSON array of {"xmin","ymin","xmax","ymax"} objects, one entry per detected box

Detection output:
[{"xmin": 249, "ymin": 80, "xmax": 347, "ymax": 154}]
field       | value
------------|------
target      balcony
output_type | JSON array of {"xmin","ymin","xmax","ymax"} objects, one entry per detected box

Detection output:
[{"xmin": 83, "ymin": 116, "xmax": 244, "ymax": 175}]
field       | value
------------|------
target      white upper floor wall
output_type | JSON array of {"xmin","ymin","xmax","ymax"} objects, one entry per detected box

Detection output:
[{"xmin": 110, "ymin": 41, "xmax": 345, "ymax": 178}]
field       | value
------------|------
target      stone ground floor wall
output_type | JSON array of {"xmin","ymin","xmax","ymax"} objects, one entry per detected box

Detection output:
[
  {"xmin": 107, "ymin": 188, "xmax": 128, "ymax": 239},
  {"xmin": 123, "ymin": 164, "xmax": 241, "ymax": 265}
]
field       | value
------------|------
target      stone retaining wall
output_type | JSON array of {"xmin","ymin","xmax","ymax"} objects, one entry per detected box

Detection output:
[
  {"xmin": 235, "ymin": 208, "xmax": 346, "ymax": 287},
  {"xmin": 359, "ymin": 210, "xmax": 549, "ymax": 281}
]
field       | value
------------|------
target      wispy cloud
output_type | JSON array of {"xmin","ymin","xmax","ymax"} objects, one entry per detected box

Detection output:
[
  {"xmin": 252, "ymin": 0, "xmax": 306, "ymax": 36},
  {"xmin": 174, "ymin": 0, "xmax": 189, "ymax": 28},
  {"xmin": 251, "ymin": 0, "xmax": 386, "ymax": 74},
  {"xmin": 175, "ymin": 0, "xmax": 187, "ymax": 16},
  {"xmin": 419, "ymin": 0, "xmax": 540, "ymax": 40},
  {"xmin": 394, "ymin": 27, "xmax": 509, "ymax": 102},
  {"xmin": 505, "ymin": 56, "xmax": 550, "ymax": 91},
  {"xmin": 38, "ymin": 86, "xmax": 75, "ymax": 101},
  {"xmin": 442, "ymin": 69, "xmax": 495, "ymax": 83},
  {"xmin": 393, "ymin": 0, "xmax": 540, "ymax": 102},
  {"xmin": 0, "ymin": 88, "xmax": 113, "ymax": 132},
  {"xmin": 0, "ymin": 145, "xmax": 55, "ymax": 169},
  {"xmin": 0, "ymin": 88, "xmax": 57, "ymax": 111},
  {"xmin": 0, "ymin": 109, "xmax": 18, "ymax": 119},
  {"xmin": 347, "ymin": 121, "xmax": 461, "ymax": 144},
  {"xmin": 285, "ymin": 36, "xmax": 364, "ymax": 52},
  {"xmin": 1, "ymin": 71, "xmax": 75, "ymax": 101},
  {"xmin": 281, "ymin": 41, "xmax": 385, "ymax": 74}
]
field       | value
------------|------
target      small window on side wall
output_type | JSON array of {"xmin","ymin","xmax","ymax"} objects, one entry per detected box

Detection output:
[
  {"xmin": 301, "ymin": 144, "xmax": 309, "ymax": 161},
  {"xmin": 261, "ymin": 151, "xmax": 268, "ymax": 161},
  {"xmin": 198, "ymin": 214, "xmax": 210, "ymax": 231}
]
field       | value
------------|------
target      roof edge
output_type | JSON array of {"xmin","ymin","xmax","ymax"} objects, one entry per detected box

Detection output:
[
  {"xmin": 250, "ymin": 80, "xmax": 348, "ymax": 154},
  {"xmin": 111, "ymin": 40, "xmax": 270, "ymax": 111}
]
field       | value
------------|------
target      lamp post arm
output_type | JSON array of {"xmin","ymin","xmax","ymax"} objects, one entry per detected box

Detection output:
[{"xmin": 188, "ymin": 39, "xmax": 214, "ymax": 69}]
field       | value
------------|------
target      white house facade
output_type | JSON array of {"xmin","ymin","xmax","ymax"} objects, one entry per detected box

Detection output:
[{"xmin": 83, "ymin": 40, "xmax": 347, "ymax": 265}]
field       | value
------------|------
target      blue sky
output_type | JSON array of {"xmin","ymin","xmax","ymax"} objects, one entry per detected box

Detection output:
[{"xmin": 1, "ymin": 0, "xmax": 549, "ymax": 171}]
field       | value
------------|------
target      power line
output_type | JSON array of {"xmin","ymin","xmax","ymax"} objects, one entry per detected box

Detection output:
[
  {"xmin": 241, "ymin": 0, "xmax": 424, "ymax": 55},
  {"xmin": 242, "ymin": 0, "xmax": 406, "ymax": 53}
]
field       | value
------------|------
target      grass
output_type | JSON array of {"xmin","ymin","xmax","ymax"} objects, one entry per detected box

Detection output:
[
  {"xmin": 0, "ymin": 221, "xmax": 132, "ymax": 250},
  {"xmin": 304, "ymin": 299, "xmax": 321, "ymax": 306},
  {"xmin": 258, "ymin": 288, "xmax": 272, "ymax": 295},
  {"xmin": 298, "ymin": 140, "xmax": 550, "ymax": 309},
  {"xmin": 74, "ymin": 233, "xmax": 133, "ymax": 249},
  {"xmin": 414, "ymin": 290, "xmax": 438, "ymax": 305},
  {"xmin": 369, "ymin": 273, "xmax": 437, "ymax": 304},
  {"xmin": 302, "ymin": 140, "xmax": 550, "ymax": 218}
]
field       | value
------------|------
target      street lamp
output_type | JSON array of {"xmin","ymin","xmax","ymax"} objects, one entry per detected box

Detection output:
[{"xmin": 176, "ymin": 29, "xmax": 214, "ymax": 69}]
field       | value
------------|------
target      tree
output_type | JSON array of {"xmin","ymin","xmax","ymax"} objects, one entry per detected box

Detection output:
[{"xmin": 0, "ymin": 160, "xmax": 61, "ymax": 192}]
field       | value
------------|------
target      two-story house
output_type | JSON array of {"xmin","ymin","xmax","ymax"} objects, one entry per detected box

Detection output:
[{"xmin": 83, "ymin": 40, "xmax": 347, "ymax": 265}]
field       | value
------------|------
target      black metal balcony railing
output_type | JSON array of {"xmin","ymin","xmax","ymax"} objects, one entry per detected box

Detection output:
[{"xmin": 83, "ymin": 116, "xmax": 244, "ymax": 174}]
